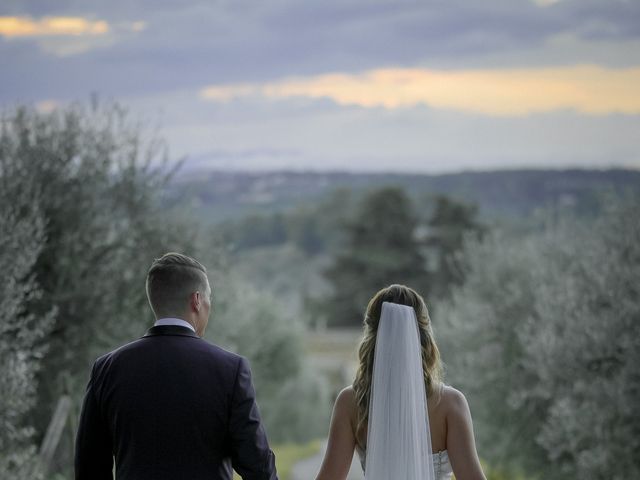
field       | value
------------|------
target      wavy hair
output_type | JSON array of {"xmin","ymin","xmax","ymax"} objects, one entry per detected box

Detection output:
[{"xmin": 352, "ymin": 284, "xmax": 443, "ymax": 448}]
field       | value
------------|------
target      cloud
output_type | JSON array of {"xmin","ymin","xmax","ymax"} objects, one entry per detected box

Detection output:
[
  {"xmin": 200, "ymin": 65, "xmax": 640, "ymax": 116},
  {"xmin": 130, "ymin": 21, "xmax": 146, "ymax": 32},
  {"xmin": 0, "ymin": 16, "xmax": 109, "ymax": 37},
  {"xmin": 0, "ymin": 16, "xmax": 147, "ymax": 57},
  {"xmin": 118, "ymin": 88, "xmax": 639, "ymax": 173},
  {"xmin": 532, "ymin": 0, "xmax": 562, "ymax": 7},
  {"xmin": 163, "ymin": 101, "xmax": 640, "ymax": 173},
  {"xmin": 3, "ymin": 1, "xmax": 640, "ymax": 104}
]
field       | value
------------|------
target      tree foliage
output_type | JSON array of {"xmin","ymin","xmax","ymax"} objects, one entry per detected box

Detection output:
[
  {"xmin": 439, "ymin": 198, "xmax": 640, "ymax": 479},
  {"xmin": 425, "ymin": 195, "xmax": 485, "ymax": 298},
  {"xmin": 319, "ymin": 187, "xmax": 483, "ymax": 326},
  {"xmin": 0, "ymin": 191, "xmax": 54, "ymax": 479},
  {"xmin": 219, "ymin": 187, "xmax": 355, "ymax": 257},
  {"xmin": 206, "ymin": 273, "xmax": 329, "ymax": 442},
  {"xmin": 0, "ymin": 103, "xmax": 197, "ymax": 446},
  {"xmin": 321, "ymin": 187, "xmax": 428, "ymax": 326},
  {"xmin": 1, "ymin": 102, "xmax": 330, "ymax": 475}
]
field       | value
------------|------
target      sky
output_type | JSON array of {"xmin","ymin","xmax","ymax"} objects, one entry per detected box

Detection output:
[{"xmin": 1, "ymin": 0, "xmax": 639, "ymax": 173}]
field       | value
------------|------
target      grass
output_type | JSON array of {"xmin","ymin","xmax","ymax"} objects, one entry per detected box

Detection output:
[
  {"xmin": 481, "ymin": 459, "xmax": 532, "ymax": 480},
  {"xmin": 233, "ymin": 439, "xmax": 322, "ymax": 480}
]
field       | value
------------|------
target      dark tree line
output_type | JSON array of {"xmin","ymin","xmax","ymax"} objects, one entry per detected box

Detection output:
[
  {"xmin": 216, "ymin": 186, "xmax": 485, "ymax": 328},
  {"xmin": 320, "ymin": 188, "xmax": 484, "ymax": 326}
]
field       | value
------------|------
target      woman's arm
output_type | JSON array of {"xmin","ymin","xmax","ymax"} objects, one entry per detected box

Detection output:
[
  {"xmin": 315, "ymin": 387, "xmax": 357, "ymax": 480},
  {"xmin": 446, "ymin": 387, "xmax": 487, "ymax": 480}
]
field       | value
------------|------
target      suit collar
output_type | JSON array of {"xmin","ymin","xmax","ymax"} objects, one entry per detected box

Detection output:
[
  {"xmin": 154, "ymin": 317, "xmax": 195, "ymax": 332},
  {"xmin": 143, "ymin": 325, "xmax": 199, "ymax": 338}
]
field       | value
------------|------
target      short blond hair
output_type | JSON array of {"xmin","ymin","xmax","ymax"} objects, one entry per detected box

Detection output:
[{"xmin": 145, "ymin": 252, "xmax": 209, "ymax": 318}]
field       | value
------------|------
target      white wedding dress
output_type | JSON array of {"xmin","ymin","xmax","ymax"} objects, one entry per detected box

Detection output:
[{"xmin": 356, "ymin": 446, "xmax": 454, "ymax": 480}]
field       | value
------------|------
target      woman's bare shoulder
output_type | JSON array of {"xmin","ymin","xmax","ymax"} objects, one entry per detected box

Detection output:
[
  {"xmin": 437, "ymin": 384, "xmax": 471, "ymax": 415},
  {"xmin": 335, "ymin": 385, "xmax": 356, "ymax": 409},
  {"xmin": 335, "ymin": 386, "xmax": 359, "ymax": 427}
]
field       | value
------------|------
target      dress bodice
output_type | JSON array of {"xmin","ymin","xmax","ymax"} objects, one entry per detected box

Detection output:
[{"xmin": 356, "ymin": 445, "xmax": 454, "ymax": 479}]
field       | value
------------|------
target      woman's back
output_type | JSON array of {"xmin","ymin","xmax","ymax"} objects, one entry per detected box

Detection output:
[
  {"xmin": 319, "ymin": 384, "xmax": 481, "ymax": 480},
  {"xmin": 352, "ymin": 384, "xmax": 460, "ymax": 479},
  {"xmin": 348, "ymin": 384, "xmax": 452, "ymax": 452}
]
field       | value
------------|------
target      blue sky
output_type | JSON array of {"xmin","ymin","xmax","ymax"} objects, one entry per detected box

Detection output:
[{"xmin": 1, "ymin": 0, "xmax": 639, "ymax": 172}]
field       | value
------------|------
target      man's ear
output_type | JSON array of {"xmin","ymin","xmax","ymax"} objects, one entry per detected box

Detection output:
[{"xmin": 191, "ymin": 291, "xmax": 201, "ymax": 312}]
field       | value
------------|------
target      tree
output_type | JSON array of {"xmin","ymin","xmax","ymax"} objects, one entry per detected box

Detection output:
[
  {"xmin": 225, "ymin": 213, "xmax": 288, "ymax": 250},
  {"xmin": 0, "ymin": 195, "xmax": 55, "ymax": 478},
  {"xmin": 423, "ymin": 195, "xmax": 484, "ymax": 299},
  {"xmin": 205, "ymin": 273, "xmax": 329, "ymax": 442},
  {"xmin": 437, "ymin": 229, "xmax": 547, "ymax": 475},
  {"xmin": 0, "ymin": 103, "xmax": 198, "ymax": 462},
  {"xmin": 287, "ymin": 187, "xmax": 356, "ymax": 256},
  {"xmin": 322, "ymin": 187, "xmax": 428, "ymax": 326},
  {"xmin": 519, "ymin": 200, "xmax": 640, "ymax": 479},
  {"xmin": 438, "ymin": 197, "xmax": 640, "ymax": 479}
]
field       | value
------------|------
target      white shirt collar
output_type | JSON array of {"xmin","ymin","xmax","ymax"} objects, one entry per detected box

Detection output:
[{"xmin": 154, "ymin": 317, "xmax": 196, "ymax": 333}]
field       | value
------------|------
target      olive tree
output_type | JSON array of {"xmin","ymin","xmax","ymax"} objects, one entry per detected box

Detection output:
[
  {"xmin": 439, "ymin": 198, "xmax": 640, "ymax": 479},
  {"xmin": 0, "ymin": 103, "xmax": 197, "ymax": 473},
  {"xmin": 0, "ymin": 199, "xmax": 55, "ymax": 478},
  {"xmin": 206, "ymin": 272, "xmax": 329, "ymax": 442}
]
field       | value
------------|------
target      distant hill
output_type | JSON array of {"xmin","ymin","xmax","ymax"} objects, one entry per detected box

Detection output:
[{"xmin": 163, "ymin": 168, "xmax": 640, "ymax": 223}]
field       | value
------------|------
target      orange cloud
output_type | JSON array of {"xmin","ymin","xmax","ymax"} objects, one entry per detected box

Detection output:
[
  {"xmin": 0, "ymin": 16, "xmax": 109, "ymax": 37},
  {"xmin": 200, "ymin": 65, "xmax": 640, "ymax": 116}
]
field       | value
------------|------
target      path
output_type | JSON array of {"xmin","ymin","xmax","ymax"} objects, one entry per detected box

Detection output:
[{"xmin": 290, "ymin": 441, "xmax": 364, "ymax": 480}]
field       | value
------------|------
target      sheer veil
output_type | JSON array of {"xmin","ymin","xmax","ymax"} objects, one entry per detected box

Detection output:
[{"xmin": 364, "ymin": 301, "xmax": 435, "ymax": 480}]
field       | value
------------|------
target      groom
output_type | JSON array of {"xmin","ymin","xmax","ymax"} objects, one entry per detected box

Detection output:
[{"xmin": 75, "ymin": 252, "xmax": 278, "ymax": 480}]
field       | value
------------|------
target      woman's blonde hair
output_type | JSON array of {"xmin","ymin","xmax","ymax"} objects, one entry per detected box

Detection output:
[{"xmin": 352, "ymin": 284, "xmax": 443, "ymax": 448}]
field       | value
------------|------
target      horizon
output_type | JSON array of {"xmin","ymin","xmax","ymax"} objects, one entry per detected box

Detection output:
[{"xmin": 171, "ymin": 162, "xmax": 640, "ymax": 178}]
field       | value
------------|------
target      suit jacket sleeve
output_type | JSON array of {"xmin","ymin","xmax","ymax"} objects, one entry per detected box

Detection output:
[
  {"xmin": 75, "ymin": 361, "xmax": 113, "ymax": 480},
  {"xmin": 229, "ymin": 356, "xmax": 278, "ymax": 480}
]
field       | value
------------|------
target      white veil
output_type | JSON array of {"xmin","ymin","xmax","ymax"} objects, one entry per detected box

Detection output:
[{"xmin": 364, "ymin": 301, "xmax": 435, "ymax": 480}]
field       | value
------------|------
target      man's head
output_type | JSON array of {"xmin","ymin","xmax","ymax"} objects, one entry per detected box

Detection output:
[{"xmin": 146, "ymin": 252, "xmax": 212, "ymax": 336}]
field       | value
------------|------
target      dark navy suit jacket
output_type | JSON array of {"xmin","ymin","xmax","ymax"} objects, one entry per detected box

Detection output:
[{"xmin": 75, "ymin": 325, "xmax": 278, "ymax": 480}]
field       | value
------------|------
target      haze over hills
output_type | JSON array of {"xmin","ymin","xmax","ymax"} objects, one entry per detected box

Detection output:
[{"xmin": 164, "ymin": 168, "xmax": 640, "ymax": 224}]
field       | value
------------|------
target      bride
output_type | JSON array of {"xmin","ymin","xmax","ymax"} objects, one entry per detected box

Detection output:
[{"xmin": 315, "ymin": 284, "xmax": 486, "ymax": 480}]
